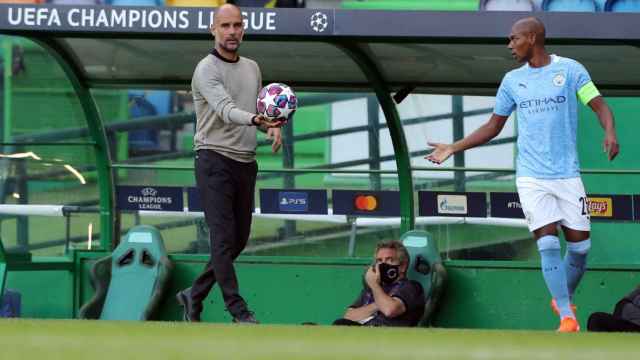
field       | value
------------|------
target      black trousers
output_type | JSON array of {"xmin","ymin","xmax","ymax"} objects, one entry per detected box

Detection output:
[
  {"xmin": 189, "ymin": 150, "xmax": 257, "ymax": 316},
  {"xmin": 587, "ymin": 312, "xmax": 640, "ymax": 332},
  {"xmin": 332, "ymin": 318, "xmax": 363, "ymax": 326}
]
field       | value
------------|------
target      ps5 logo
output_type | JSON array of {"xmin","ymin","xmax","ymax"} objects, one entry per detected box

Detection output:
[
  {"xmin": 280, "ymin": 197, "xmax": 306, "ymax": 205},
  {"xmin": 278, "ymin": 191, "xmax": 308, "ymax": 212}
]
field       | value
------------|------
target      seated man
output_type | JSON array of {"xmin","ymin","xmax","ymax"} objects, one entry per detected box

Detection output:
[
  {"xmin": 333, "ymin": 240, "xmax": 425, "ymax": 327},
  {"xmin": 588, "ymin": 285, "xmax": 640, "ymax": 332}
]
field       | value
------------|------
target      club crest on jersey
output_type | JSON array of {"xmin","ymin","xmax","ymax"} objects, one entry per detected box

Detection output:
[{"xmin": 553, "ymin": 73, "xmax": 566, "ymax": 87}]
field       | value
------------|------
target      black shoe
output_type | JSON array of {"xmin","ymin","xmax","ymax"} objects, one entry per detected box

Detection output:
[
  {"xmin": 232, "ymin": 310, "xmax": 259, "ymax": 324},
  {"xmin": 176, "ymin": 289, "xmax": 201, "ymax": 322}
]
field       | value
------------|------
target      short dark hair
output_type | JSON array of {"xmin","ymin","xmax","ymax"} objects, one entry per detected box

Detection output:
[{"xmin": 375, "ymin": 240, "xmax": 410, "ymax": 266}]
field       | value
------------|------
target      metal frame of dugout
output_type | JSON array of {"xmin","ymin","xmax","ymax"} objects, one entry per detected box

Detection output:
[{"xmin": 1, "ymin": 4, "xmax": 640, "ymax": 311}]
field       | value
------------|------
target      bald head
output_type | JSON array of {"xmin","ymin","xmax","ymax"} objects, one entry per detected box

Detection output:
[
  {"xmin": 211, "ymin": 3, "xmax": 245, "ymax": 58},
  {"xmin": 508, "ymin": 17, "xmax": 548, "ymax": 64},
  {"xmin": 214, "ymin": 3, "xmax": 242, "ymax": 26},
  {"xmin": 512, "ymin": 17, "xmax": 546, "ymax": 46}
]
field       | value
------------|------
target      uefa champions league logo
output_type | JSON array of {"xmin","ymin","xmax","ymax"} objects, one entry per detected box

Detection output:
[
  {"xmin": 141, "ymin": 187, "xmax": 158, "ymax": 197},
  {"xmin": 309, "ymin": 12, "xmax": 328, "ymax": 33}
]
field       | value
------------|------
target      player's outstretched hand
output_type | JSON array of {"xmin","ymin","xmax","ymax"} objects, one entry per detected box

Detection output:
[
  {"xmin": 254, "ymin": 114, "xmax": 283, "ymax": 128},
  {"xmin": 604, "ymin": 131, "xmax": 619, "ymax": 161},
  {"xmin": 267, "ymin": 127, "xmax": 282, "ymax": 153},
  {"xmin": 425, "ymin": 142, "xmax": 454, "ymax": 164}
]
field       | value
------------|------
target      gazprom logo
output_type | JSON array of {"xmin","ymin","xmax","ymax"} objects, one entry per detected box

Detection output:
[
  {"xmin": 141, "ymin": 187, "xmax": 158, "ymax": 196},
  {"xmin": 278, "ymin": 191, "xmax": 308, "ymax": 212},
  {"xmin": 519, "ymin": 96, "xmax": 566, "ymax": 109},
  {"xmin": 437, "ymin": 195, "xmax": 468, "ymax": 215}
]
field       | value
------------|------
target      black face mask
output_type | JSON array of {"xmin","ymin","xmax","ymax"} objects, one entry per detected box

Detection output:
[{"xmin": 378, "ymin": 263, "xmax": 400, "ymax": 285}]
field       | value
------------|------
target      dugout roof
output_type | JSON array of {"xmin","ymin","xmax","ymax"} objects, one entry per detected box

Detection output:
[
  {"xmin": 1, "ymin": 3, "xmax": 640, "ymax": 245},
  {"xmin": 1, "ymin": 4, "xmax": 640, "ymax": 95}
]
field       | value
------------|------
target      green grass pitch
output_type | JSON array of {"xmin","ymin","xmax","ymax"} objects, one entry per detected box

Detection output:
[{"xmin": 0, "ymin": 319, "xmax": 637, "ymax": 360}]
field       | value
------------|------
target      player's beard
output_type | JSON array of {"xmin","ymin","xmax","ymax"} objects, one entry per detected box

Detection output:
[{"xmin": 219, "ymin": 39, "xmax": 240, "ymax": 54}]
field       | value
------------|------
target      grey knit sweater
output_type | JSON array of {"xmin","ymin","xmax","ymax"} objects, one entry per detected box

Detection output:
[{"xmin": 192, "ymin": 51, "xmax": 262, "ymax": 163}]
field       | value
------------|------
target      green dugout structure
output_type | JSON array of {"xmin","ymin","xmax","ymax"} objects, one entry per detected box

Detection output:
[{"xmin": 0, "ymin": 3, "xmax": 639, "ymax": 328}]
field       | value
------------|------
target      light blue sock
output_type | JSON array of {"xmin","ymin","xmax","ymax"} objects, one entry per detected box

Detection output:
[
  {"xmin": 564, "ymin": 239, "xmax": 591, "ymax": 300},
  {"xmin": 537, "ymin": 235, "xmax": 573, "ymax": 319}
]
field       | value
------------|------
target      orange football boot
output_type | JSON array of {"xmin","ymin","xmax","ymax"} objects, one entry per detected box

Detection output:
[{"xmin": 557, "ymin": 317, "xmax": 580, "ymax": 332}]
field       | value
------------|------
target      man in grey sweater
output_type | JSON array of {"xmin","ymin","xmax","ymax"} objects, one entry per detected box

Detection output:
[{"xmin": 177, "ymin": 3, "xmax": 282, "ymax": 324}]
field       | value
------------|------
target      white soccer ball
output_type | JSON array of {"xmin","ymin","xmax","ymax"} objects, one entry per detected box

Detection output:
[{"xmin": 257, "ymin": 83, "xmax": 297, "ymax": 124}]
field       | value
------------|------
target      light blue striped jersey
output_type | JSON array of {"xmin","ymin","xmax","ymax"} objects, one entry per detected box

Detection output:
[{"xmin": 494, "ymin": 55, "xmax": 596, "ymax": 179}]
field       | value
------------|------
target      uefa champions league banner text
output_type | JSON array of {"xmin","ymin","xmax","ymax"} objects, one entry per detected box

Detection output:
[{"xmin": 0, "ymin": 5, "xmax": 281, "ymax": 32}]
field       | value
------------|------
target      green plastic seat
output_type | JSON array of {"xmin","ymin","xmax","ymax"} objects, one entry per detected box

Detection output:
[
  {"xmin": 79, "ymin": 225, "xmax": 173, "ymax": 320},
  {"xmin": 401, "ymin": 230, "xmax": 447, "ymax": 326}
]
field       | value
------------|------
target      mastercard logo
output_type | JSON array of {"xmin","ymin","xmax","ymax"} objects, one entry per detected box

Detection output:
[{"xmin": 354, "ymin": 195, "xmax": 378, "ymax": 211}]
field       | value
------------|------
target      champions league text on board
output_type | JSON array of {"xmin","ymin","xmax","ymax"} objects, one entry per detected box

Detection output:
[
  {"xmin": 1, "ymin": 5, "xmax": 279, "ymax": 32},
  {"xmin": 116, "ymin": 186, "xmax": 184, "ymax": 212}
]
